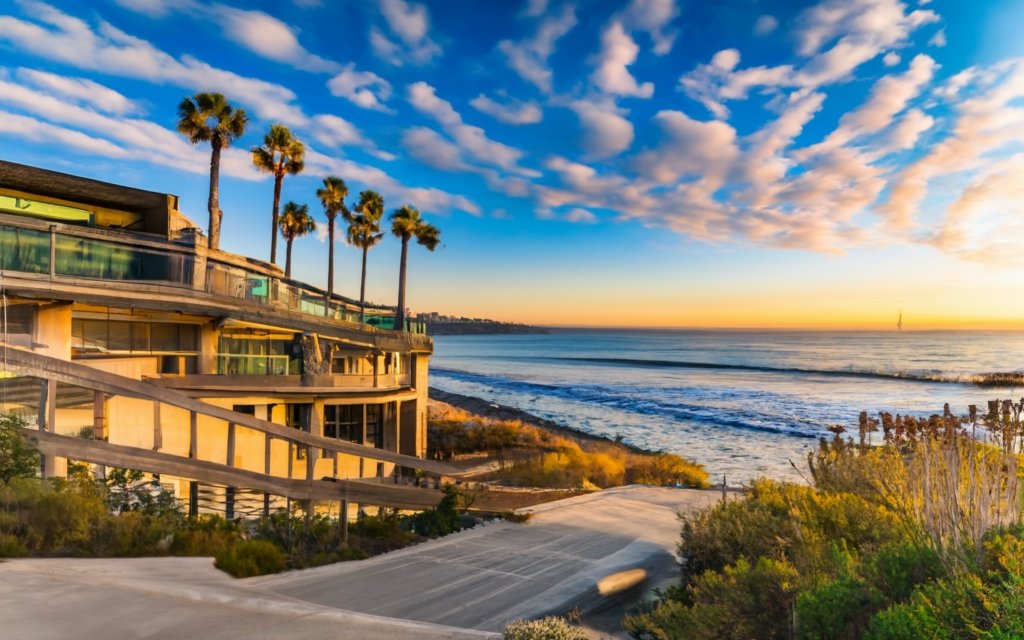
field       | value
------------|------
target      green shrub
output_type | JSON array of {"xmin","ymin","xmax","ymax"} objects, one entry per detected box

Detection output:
[
  {"xmin": 503, "ymin": 616, "xmax": 588, "ymax": 640},
  {"xmin": 409, "ymin": 484, "xmax": 462, "ymax": 537},
  {"xmin": 796, "ymin": 576, "xmax": 880, "ymax": 640},
  {"xmin": 215, "ymin": 539, "xmax": 286, "ymax": 578},
  {"xmin": 0, "ymin": 412, "xmax": 39, "ymax": 484},
  {"xmin": 0, "ymin": 533, "xmax": 27, "ymax": 557},
  {"xmin": 170, "ymin": 515, "xmax": 243, "ymax": 557}
]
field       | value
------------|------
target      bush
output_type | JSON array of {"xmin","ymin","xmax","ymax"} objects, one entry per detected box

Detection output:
[
  {"xmin": 503, "ymin": 616, "xmax": 588, "ymax": 640},
  {"xmin": 0, "ymin": 412, "xmax": 39, "ymax": 484},
  {"xmin": 170, "ymin": 516, "xmax": 243, "ymax": 557},
  {"xmin": 409, "ymin": 484, "xmax": 462, "ymax": 537},
  {"xmin": 215, "ymin": 539, "xmax": 286, "ymax": 578}
]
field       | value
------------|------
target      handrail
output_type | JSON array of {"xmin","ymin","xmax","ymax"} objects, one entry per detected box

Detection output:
[
  {"xmin": 0, "ymin": 214, "xmax": 428, "ymax": 335},
  {"xmin": 0, "ymin": 344, "xmax": 459, "ymax": 476}
]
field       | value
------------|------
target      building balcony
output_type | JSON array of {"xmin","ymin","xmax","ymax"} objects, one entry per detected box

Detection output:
[
  {"xmin": 148, "ymin": 372, "xmax": 413, "ymax": 394},
  {"xmin": 0, "ymin": 213, "xmax": 430, "ymax": 342}
]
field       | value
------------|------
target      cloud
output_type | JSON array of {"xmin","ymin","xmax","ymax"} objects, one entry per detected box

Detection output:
[
  {"xmin": 632, "ymin": 110, "xmax": 739, "ymax": 184},
  {"xmin": 0, "ymin": 2, "xmax": 308, "ymax": 125},
  {"xmin": 883, "ymin": 52, "xmax": 901, "ymax": 66},
  {"xmin": 565, "ymin": 208, "xmax": 597, "ymax": 223},
  {"xmin": 406, "ymin": 81, "xmax": 537, "ymax": 175},
  {"xmin": 304, "ymin": 148, "xmax": 480, "ymax": 217},
  {"xmin": 401, "ymin": 126, "xmax": 469, "ymax": 171},
  {"xmin": 753, "ymin": 15, "xmax": 778, "ymax": 36},
  {"xmin": 498, "ymin": 3, "xmax": 577, "ymax": 93},
  {"xmin": 619, "ymin": 0, "xmax": 679, "ymax": 55},
  {"xmin": 568, "ymin": 100, "xmax": 635, "ymax": 159},
  {"xmin": 885, "ymin": 108, "xmax": 933, "ymax": 151},
  {"xmin": 522, "ymin": 0, "xmax": 547, "ymax": 17},
  {"xmin": 16, "ymin": 67, "xmax": 138, "ymax": 114},
  {"xmin": 680, "ymin": 0, "xmax": 939, "ymax": 118},
  {"xmin": 801, "ymin": 54, "xmax": 936, "ymax": 156},
  {"xmin": 212, "ymin": 6, "xmax": 339, "ymax": 72},
  {"xmin": 112, "ymin": 0, "xmax": 186, "ymax": 17},
  {"xmin": 327, "ymin": 64, "xmax": 394, "ymax": 112},
  {"xmin": 929, "ymin": 28, "xmax": 946, "ymax": 48},
  {"xmin": 592, "ymin": 21, "xmax": 654, "ymax": 98},
  {"xmin": 372, "ymin": 0, "xmax": 441, "ymax": 65},
  {"xmin": 0, "ymin": 76, "xmax": 260, "ymax": 180},
  {"xmin": 310, "ymin": 114, "xmax": 393, "ymax": 160},
  {"xmin": 470, "ymin": 94, "xmax": 542, "ymax": 125}
]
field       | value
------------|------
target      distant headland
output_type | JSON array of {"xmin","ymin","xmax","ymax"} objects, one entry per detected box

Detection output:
[{"xmin": 422, "ymin": 313, "xmax": 549, "ymax": 335}]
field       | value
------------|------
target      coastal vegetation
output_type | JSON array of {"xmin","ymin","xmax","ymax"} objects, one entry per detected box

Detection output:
[
  {"xmin": 251, "ymin": 123, "xmax": 306, "ymax": 266},
  {"xmin": 175, "ymin": 92, "xmax": 248, "ymax": 252},
  {"xmin": 625, "ymin": 402, "xmax": 1024, "ymax": 640},
  {"xmin": 316, "ymin": 176, "xmax": 349, "ymax": 297},
  {"xmin": 0, "ymin": 413, "xmax": 472, "ymax": 577},
  {"xmin": 390, "ymin": 205, "xmax": 441, "ymax": 332},
  {"xmin": 278, "ymin": 201, "xmax": 316, "ymax": 279},
  {"xmin": 428, "ymin": 402, "xmax": 709, "ymax": 489}
]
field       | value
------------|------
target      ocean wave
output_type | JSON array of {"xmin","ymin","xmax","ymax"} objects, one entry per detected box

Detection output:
[
  {"xmin": 431, "ymin": 367, "xmax": 826, "ymax": 439},
  {"xmin": 537, "ymin": 357, "xmax": 1024, "ymax": 386}
]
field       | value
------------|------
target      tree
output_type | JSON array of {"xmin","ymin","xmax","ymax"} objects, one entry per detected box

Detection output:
[
  {"xmin": 389, "ymin": 205, "xmax": 440, "ymax": 332},
  {"xmin": 278, "ymin": 202, "xmax": 316, "ymax": 279},
  {"xmin": 348, "ymin": 190, "xmax": 385, "ymax": 322},
  {"xmin": 176, "ymin": 93, "xmax": 248, "ymax": 251},
  {"xmin": 0, "ymin": 412, "xmax": 39, "ymax": 484},
  {"xmin": 316, "ymin": 176, "xmax": 349, "ymax": 298},
  {"xmin": 251, "ymin": 124, "xmax": 305, "ymax": 266}
]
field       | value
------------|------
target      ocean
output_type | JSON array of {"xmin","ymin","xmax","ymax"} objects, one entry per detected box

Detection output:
[{"xmin": 429, "ymin": 329, "xmax": 1024, "ymax": 483}]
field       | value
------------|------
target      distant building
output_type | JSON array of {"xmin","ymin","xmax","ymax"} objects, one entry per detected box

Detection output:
[{"xmin": 0, "ymin": 161, "xmax": 441, "ymax": 517}]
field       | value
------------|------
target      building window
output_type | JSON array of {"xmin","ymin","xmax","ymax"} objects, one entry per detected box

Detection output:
[
  {"xmin": 366, "ymin": 404, "xmax": 383, "ymax": 448},
  {"xmin": 324, "ymin": 405, "xmax": 363, "ymax": 444},
  {"xmin": 71, "ymin": 319, "xmax": 199, "ymax": 355},
  {"xmin": 217, "ymin": 329, "xmax": 299, "ymax": 376}
]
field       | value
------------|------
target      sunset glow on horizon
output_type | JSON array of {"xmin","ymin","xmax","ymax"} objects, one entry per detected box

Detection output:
[{"xmin": 0, "ymin": 0, "xmax": 1022, "ymax": 330}]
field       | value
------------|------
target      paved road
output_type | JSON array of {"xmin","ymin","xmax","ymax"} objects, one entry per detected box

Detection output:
[
  {"xmin": 253, "ymin": 486, "xmax": 722, "ymax": 632},
  {"xmin": 0, "ymin": 557, "xmax": 494, "ymax": 640},
  {"xmin": 0, "ymin": 486, "xmax": 722, "ymax": 638}
]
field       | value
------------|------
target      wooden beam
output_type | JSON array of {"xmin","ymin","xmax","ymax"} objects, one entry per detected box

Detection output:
[
  {"xmin": 0, "ymin": 345, "xmax": 462, "ymax": 477},
  {"xmin": 23, "ymin": 429, "xmax": 443, "ymax": 509}
]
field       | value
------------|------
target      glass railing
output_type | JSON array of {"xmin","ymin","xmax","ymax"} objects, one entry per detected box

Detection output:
[
  {"xmin": 0, "ymin": 218, "xmax": 427, "ymax": 335},
  {"xmin": 216, "ymin": 354, "xmax": 295, "ymax": 376}
]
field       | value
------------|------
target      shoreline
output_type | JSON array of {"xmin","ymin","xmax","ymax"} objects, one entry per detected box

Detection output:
[{"xmin": 428, "ymin": 386, "xmax": 658, "ymax": 456}]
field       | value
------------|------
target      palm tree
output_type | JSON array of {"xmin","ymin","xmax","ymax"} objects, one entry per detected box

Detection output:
[
  {"xmin": 389, "ymin": 205, "xmax": 440, "ymax": 332},
  {"xmin": 278, "ymin": 201, "xmax": 316, "ymax": 279},
  {"xmin": 176, "ymin": 93, "xmax": 248, "ymax": 251},
  {"xmin": 348, "ymin": 190, "xmax": 385, "ymax": 322},
  {"xmin": 316, "ymin": 176, "xmax": 349, "ymax": 298},
  {"xmin": 251, "ymin": 124, "xmax": 305, "ymax": 266}
]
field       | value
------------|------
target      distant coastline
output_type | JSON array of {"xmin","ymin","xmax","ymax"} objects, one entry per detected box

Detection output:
[{"xmin": 425, "ymin": 319, "xmax": 549, "ymax": 336}]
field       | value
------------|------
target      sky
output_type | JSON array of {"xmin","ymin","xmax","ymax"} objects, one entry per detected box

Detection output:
[{"xmin": 0, "ymin": 0, "xmax": 1023, "ymax": 329}]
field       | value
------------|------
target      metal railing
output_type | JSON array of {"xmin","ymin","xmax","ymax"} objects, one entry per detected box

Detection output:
[{"xmin": 0, "ymin": 215, "xmax": 427, "ymax": 335}]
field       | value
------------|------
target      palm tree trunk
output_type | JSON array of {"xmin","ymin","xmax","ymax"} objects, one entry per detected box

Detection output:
[
  {"xmin": 395, "ymin": 237, "xmax": 409, "ymax": 332},
  {"xmin": 285, "ymin": 237, "xmax": 294, "ymax": 279},
  {"xmin": 359, "ymin": 245, "xmax": 368, "ymax": 323},
  {"xmin": 270, "ymin": 174, "xmax": 283, "ymax": 265},
  {"xmin": 208, "ymin": 139, "xmax": 222, "ymax": 251},
  {"xmin": 327, "ymin": 217, "xmax": 335, "ymax": 297}
]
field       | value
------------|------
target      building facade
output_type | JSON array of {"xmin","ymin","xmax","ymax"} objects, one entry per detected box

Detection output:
[{"xmin": 0, "ymin": 160, "xmax": 441, "ymax": 515}]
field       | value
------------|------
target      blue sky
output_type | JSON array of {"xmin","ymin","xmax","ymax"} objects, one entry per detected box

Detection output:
[{"xmin": 1, "ymin": 0, "xmax": 1023, "ymax": 328}]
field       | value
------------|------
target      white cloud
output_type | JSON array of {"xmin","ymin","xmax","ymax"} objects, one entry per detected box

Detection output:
[
  {"xmin": 680, "ymin": 0, "xmax": 939, "ymax": 118},
  {"xmin": 498, "ymin": 4, "xmax": 577, "ymax": 93},
  {"xmin": 565, "ymin": 208, "xmax": 597, "ymax": 223},
  {"xmin": 619, "ymin": 0, "xmax": 679, "ymax": 55},
  {"xmin": 470, "ymin": 94, "xmax": 542, "ymax": 125},
  {"xmin": 802, "ymin": 54, "xmax": 937, "ymax": 156},
  {"xmin": 373, "ymin": 0, "xmax": 441, "ymax": 65},
  {"xmin": 327, "ymin": 64, "xmax": 393, "ymax": 112},
  {"xmin": 310, "ymin": 114, "xmax": 393, "ymax": 160},
  {"xmin": 0, "ymin": 2, "xmax": 308, "ymax": 125},
  {"xmin": 632, "ymin": 110, "xmax": 739, "ymax": 184},
  {"xmin": 112, "ymin": 0, "xmax": 186, "ymax": 17},
  {"xmin": 753, "ymin": 15, "xmax": 778, "ymax": 36},
  {"xmin": 885, "ymin": 108, "xmax": 933, "ymax": 151},
  {"xmin": 883, "ymin": 52, "xmax": 901, "ymax": 67},
  {"xmin": 592, "ymin": 21, "xmax": 654, "ymax": 98},
  {"xmin": 212, "ymin": 6, "xmax": 338, "ymax": 73},
  {"xmin": 568, "ymin": 100, "xmax": 635, "ymax": 158},
  {"xmin": 522, "ymin": 0, "xmax": 547, "ymax": 17},
  {"xmin": 16, "ymin": 67, "xmax": 138, "ymax": 114},
  {"xmin": 401, "ymin": 126, "xmax": 468, "ymax": 171},
  {"xmin": 407, "ymin": 81, "xmax": 536, "ymax": 175},
  {"xmin": 929, "ymin": 28, "xmax": 946, "ymax": 48}
]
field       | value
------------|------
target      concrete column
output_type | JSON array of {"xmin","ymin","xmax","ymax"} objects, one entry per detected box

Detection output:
[
  {"xmin": 188, "ymin": 411, "xmax": 197, "ymax": 458},
  {"xmin": 152, "ymin": 402, "xmax": 162, "ymax": 450}
]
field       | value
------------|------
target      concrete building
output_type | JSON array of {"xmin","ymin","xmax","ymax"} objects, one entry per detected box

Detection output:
[{"xmin": 0, "ymin": 160, "xmax": 446, "ymax": 516}]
